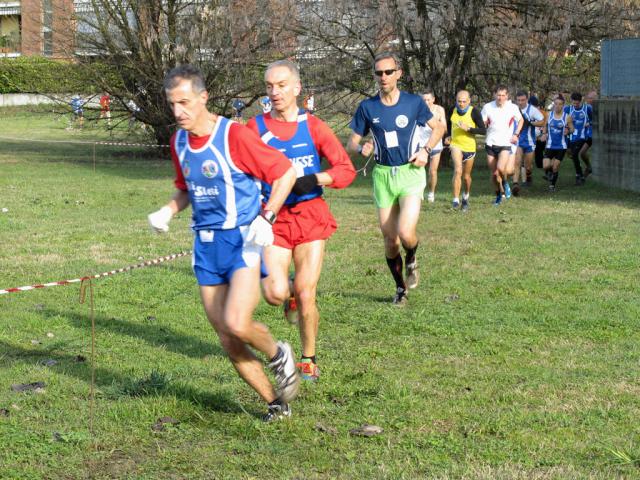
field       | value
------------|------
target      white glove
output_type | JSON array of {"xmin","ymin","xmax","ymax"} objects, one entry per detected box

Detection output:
[
  {"xmin": 148, "ymin": 206, "xmax": 173, "ymax": 233},
  {"xmin": 245, "ymin": 214, "xmax": 274, "ymax": 247}
]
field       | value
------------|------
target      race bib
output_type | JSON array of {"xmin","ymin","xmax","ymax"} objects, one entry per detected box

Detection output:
[{"xmin": 384, "ymin": 130, "xmax": 399, "ymax": 148}]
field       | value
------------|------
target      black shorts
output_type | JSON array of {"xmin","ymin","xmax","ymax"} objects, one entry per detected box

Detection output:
[
  {"xmin": 586, "ymin": 137, "xmax": 592, "ymax": 147},
  {"xmin": 485, "ymin": 145, "xmax": 511, "ymax": 157},
  {"xmin": 569, "ymin": 139, "xmax": 587, "ymax": 158},
  {"xmin": 544, "ymin": 149, "xmax": 566, "ymax": 161}
]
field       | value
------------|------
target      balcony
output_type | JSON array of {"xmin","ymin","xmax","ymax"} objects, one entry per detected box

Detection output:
[{"xmin": 0, "ymin": 2, "xmax": 21, "ymax": 16}]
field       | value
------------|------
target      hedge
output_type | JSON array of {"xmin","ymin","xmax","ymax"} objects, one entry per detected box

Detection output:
[{"xmin": 0, "ymin": 57, "xmax": 119, "ymax": 94}]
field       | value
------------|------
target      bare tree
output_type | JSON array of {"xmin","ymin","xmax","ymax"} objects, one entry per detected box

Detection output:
[
  {"xmin": 71, "ymin": 0, "xmax": 296, "ymax": 144},
  {"xmin": 296, "ymin": 0, "xmax": 640, "ymax": 114}
]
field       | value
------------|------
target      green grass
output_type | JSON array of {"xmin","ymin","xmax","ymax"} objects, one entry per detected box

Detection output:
[{"xmin": 1, "ymin": 108, "xmax": 639, "ymax": 479}]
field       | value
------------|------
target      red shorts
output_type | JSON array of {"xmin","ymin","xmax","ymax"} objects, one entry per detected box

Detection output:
[{"xmin": 272, "ymin": 197, "xmax": 337, "ymax": 249}]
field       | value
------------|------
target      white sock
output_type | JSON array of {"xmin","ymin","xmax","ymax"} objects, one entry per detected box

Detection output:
[
  {"xmin": 453, "ymin": 197, "xmax": 460, "ymax": 203},
  {"xmin": 462, "ymin": 192, "xmax": 469, "ymax": 200}
]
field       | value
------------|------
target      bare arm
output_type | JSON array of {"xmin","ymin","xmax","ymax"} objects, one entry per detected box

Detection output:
[
  {"xmin": 166, "ymin": 189, "xmax": 190, "ymax": 214},
  {"xmin": 263, "ymin": 167, "xmax": 296, "ymax": 215}
]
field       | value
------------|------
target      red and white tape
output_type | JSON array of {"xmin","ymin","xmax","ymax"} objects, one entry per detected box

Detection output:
[
  {"xmin": 0, "ymin": 251, "xmax": 192, "ymax": 295},
  {"xmin": 0, "ymin": 135, "xmax": 168, "ymax": 148}
]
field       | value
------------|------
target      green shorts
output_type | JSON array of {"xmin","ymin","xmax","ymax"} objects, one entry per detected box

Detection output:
[{"xmin": 372, "ymin": 163, "xmax": 426, "ymax": 208}]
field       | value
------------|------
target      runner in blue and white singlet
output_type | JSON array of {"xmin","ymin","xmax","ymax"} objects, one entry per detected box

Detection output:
[
  {"xmin": 514, "ymin": 91, "xmax": 545, "ymax": 189},
  {"xmin": 564, "ymin": 92, "xmax": 593, "ymax": 184},
  {"xmin": 148, "ymin": 65, "xmax": 301, "ymax": 422},
  {"xmin": 541, "ymin": 95, "xmax": 574, "ymax": 191}
]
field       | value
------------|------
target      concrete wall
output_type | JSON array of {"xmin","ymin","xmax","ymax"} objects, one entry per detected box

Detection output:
[
  {"xmin": 601, "ymin": 38, "xmax": 640, "ymax": 97},
  {"xmin": 592, "ymin": 100, "xmax": 640, "ymax": 192},
  {"xmin": 0, "ymin": 93, "xmax": 55, "ymax": 106}
]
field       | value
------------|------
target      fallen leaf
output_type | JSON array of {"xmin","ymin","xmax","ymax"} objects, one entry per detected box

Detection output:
[
  {"xmin": 0, "ymin": 408, "xmax": 9, "ymax": 417},
  {"xmin": 30, "ymin": 340, "xmax": 41, "ymax": 345},
  {"xmin": 349, "ymin": 424, "xmax": 383, "ymax": 437},
  {"xmin": 314, "ymin": 423, "xmax": 338, "ymax": 435},
  {"xmin": 152, "ymin": 416, "xmax": 180, "ymax": 432},
  {"xmin": 11, "ymin": 382, "xmax": 46, "ymax": 393},
  {"xmin": 41, "ymin": 359, "xmax": 58, "ymax": 367},
  {"xmin": 445, "ymin": 294, "xmax": 460, "ymax": 303},
  {"xmin": 46, "ymin": 332, "xmax": 55, "ymax": 338}
]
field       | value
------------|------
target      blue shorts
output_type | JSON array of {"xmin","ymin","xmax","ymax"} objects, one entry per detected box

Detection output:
[
  {"xmin": 192, "ymin": 226, "xmax": 266, "ymax": 286},
  {"xmin": 518, "ymin": 144, "xmax": 535, "ymax": 154}
]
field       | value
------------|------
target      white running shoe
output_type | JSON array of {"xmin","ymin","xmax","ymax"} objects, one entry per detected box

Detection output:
[
  {"xmin": 268, "ymin": 341, "xmax": 300, "ymax": 403},
  {"xmin": 426, "ymin": 192, "xmax": 435, "ymax": 203}
]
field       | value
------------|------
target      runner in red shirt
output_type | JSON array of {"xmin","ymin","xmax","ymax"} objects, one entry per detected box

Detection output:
[
  {"xmin": 99, "ymin": 92, "xmax": 111, "ymax": 126},
  {"xmin": 247, "ymin": 59, "xmax": 356, "ymax": 382}
]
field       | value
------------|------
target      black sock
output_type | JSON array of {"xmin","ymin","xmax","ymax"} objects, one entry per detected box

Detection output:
[
  {"xmin": 302, "ymin": 355, "xmax": 316, "ymax": 364},
  {"xmin": 269, "ymin": 398, "xmax": 285, "ymax": 407},
  {"xmin": 551, "ymin": 172, "xmax": 559, "ymax": 186},
  {"xmin": 386, "ymin": 255, "xmax": 406, "ymax": 290},
  {"xmin": 403, "ymin": 243, "xmax": 418, "ymax": 266}
]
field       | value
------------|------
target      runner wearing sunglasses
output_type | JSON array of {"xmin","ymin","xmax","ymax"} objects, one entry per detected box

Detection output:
[{"xmin": 347, "ymin": 52, "xmax": 444, "ymax": 306}]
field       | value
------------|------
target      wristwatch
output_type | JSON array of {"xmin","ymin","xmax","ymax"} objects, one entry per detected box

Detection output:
[
  {"xmin": 261, "ymin": 209, "xmax": 277, "ymax": 225},
  {"xmin": 424, "ymin": 145, "xmax": 432, "ymax": 154}
]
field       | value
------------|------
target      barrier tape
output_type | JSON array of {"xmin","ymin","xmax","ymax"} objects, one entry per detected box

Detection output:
[
  {"xmin": 0, "ymin": 251, "xmax": 192, "ymax": 295},
  {"xmin": 0, "ymin": 134, "xmax": 168, "ymax": 148}
]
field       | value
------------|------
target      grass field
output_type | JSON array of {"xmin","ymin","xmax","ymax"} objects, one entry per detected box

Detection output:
[{"xmin": 1, "ymin": 108, "xmax": 639, "ymax": 479}]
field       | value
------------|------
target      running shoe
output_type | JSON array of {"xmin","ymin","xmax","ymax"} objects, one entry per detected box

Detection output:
[
  {"xmin": 492, "ymin": 194, "xmax": 502, "ymax": 206},
  {"xmin": 549, "ymin": 184, "xmax": 555, "ymax": 192},
  {"xmin": 262, "ymin": 402, "xmax": 292, "ymax": 422},
  {"xmin": 393, "ymin": 287, "xmax": 408, "ymax": 306},
  {"xmin": 296, "ymin": 358, "xmax": 320, "ymax": 382},
  {"xmin": 575, "ymin": 175, "xmax": 584, "ymax": 186},
  {"xmin": 461, "ymin": 198, "xmax": 469, "ymax": 212},
  {"xmin": 504, "ymin": 181, "xmax": 512, "ymax": 199},
  {"xmin": 512, "ymin": 183, "xmax": 520, "ymax": 197},
  {"xmin": 426, "ymin": 192, "xmax": 435, "ymax": 203},
  {"xmin": 268, "ymin": 341, "xmax": 300, "ymax": 403},
  {"xmin": 451, "ymin": 199, "xmax": 460, "ymax": 209},
  {"xmin": 405, "ymin": 260, "xmax": 419, "ymax": 289}
]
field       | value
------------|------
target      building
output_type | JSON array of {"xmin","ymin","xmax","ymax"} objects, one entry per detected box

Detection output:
[{"xmin": 0, "ymin": 0, "xmax": 74, "ymax": 58}]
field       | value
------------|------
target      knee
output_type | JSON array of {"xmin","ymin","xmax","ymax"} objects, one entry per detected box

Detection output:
[
  {"xmin": 296, "ymin": 285, "xmax": 317, "ymax": 311},
  {"xmin": 262, "ymin": 281, "xmax": 289, "ymax": 306},
  {"xmin": 382, "ymin": 233, "xmax": 399, "ymax": 249},
  {"xmin": 463, "ymin": 172, "xmax": 472, "ymax": 182},
  {"xmin": 398, "ymin": 228, "xmax": 416, "ymax": 245},
  {"xmin": 226, "ymin": 316, "xmax": 251, "ymax": 343}
]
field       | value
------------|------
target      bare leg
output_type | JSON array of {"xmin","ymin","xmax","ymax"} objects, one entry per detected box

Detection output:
[
  {"xmin": 292, "ymin": 240, "xmax": 325, "ymax": 358},
  {"xmin": 200, "ymin": 270, "xmax": 278, "ymax": 403}
]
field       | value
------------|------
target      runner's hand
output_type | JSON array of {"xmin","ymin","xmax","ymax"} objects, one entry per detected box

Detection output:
[
  {"xmin": 148, "ymin": 206, "xmax": 173, "ymax": 234},
  {"xmin": 361, "ymin": 141, "xmax": 374, "ymax": 157},
  {"xmin": 246, "ymin": 215, "xmax": 274, "ymax": 247},
  {"xmin": 409, "ymin": 148, "xmax": 429, "ymax": 167}
]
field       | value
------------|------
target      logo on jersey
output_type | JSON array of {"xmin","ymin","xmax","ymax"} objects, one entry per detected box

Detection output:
[
  {"xmin": 395, "ymin": 115, "xmax": 409, "ymax": 128},
  {"xmin": 201, "ymin": 159, "xmax": 219, "ymax": 178},
  {"xmin": 373, "ymin": 117, "xmax": 380, "ymax": 124},
  {"xmin": 182, "ymin": 159, "xmax": 190, "ymax": 178}
]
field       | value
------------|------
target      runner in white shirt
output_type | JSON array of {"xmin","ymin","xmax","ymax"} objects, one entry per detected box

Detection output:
[
  {"xmin": 481, "ymin": 85, "xmax": 523, "ymax": 206},
  {"xmin": 419, "ymin": 91, "xmax": 447, "ymax": 204}
]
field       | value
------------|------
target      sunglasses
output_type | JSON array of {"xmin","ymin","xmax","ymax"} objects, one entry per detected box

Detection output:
[{"xmin": 374, "ymin": 69, "xmax": 397, "ymax": 77}]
